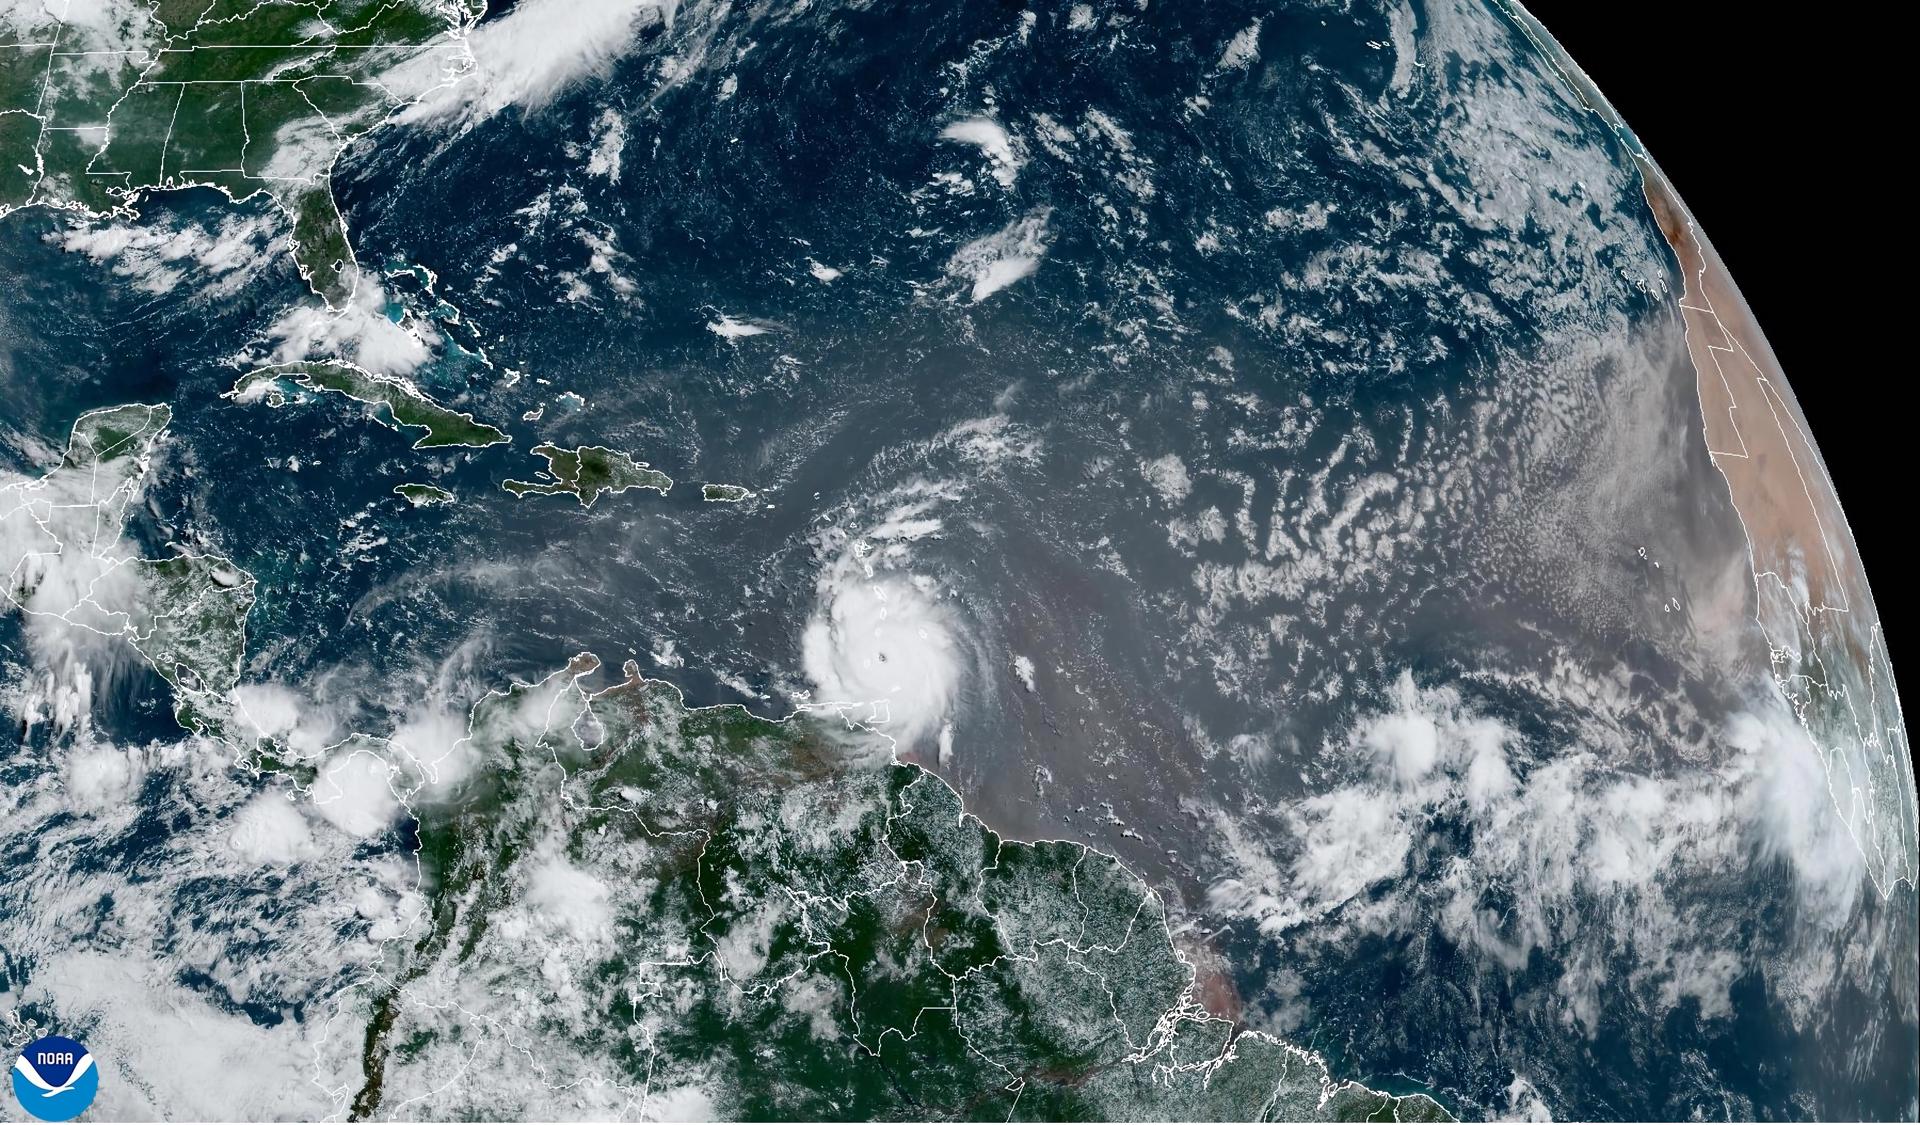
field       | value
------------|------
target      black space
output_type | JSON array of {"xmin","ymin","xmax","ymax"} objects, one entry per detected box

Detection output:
[{"xmin": 1520, "ymin": 0, "xmax": 1908, "ymax": 667}]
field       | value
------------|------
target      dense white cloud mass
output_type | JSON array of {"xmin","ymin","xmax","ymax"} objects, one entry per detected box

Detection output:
[
  {"xmin": 392, "ymin": 0, "xmax": 676, "ymax": 128},
  {"xmin": 802, "ymin": 488, "xmax": 972, "ymax": 753},
  {"xmin": 259, "ymin": 269, "xmax": 439, "ymax": 375},
  {"xmin": 939, "ymin": 118, "xmax": 1023, "ymax": 189},
  {"xmin": 947, "ymin": 210, "xmax": 1050, "ymax": 303}
]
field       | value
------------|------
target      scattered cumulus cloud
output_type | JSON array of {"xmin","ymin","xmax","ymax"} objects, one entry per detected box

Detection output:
[
  {"xmin": 1140, "ymin": 453, "xmax": 1193, "ymax": 504},
  {"xmin": 1215, "ymin": 19, "xmax": 1263, "ymax": 72},
  {"xmin": 1206, "ymin": 669, "xmax": 1876, "ymax": 1043},
  {"xmin": 708, "ymin": 314, "xmax": 773, "ymax": 339},
  {"xmin": 582, "ymin": 107, "xmax": 628, "ymax": 181},
  {"xmin": 939, "ymin": 117, "xmax": 1023, "ymax": 189},
  {"xmin": 52, "ymin": 212, "xmax": 281, "ymax": 299},
  {"xmin": 947, "ymin": 209, "xmax": 1050, "ymax": 303}
]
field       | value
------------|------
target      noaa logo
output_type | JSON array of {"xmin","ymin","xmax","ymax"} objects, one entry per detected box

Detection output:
[{"xmin": 11, "ymin": 1036, "xmax": 97, "ymax": 1122}]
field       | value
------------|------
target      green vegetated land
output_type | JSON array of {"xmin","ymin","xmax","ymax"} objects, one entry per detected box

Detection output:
[
  {"xmin": 334, "ymin": 656, "xmax": 1451, "ymax": 1121},
  {"xmin": 57, "ymin": 400, "xmax": 171, "ymax": 471},
  {"xmin": 2, "ymin": 404, "xmax": 255, "ymax": 734},
  {"xmin": 229, "ymin": 360, "xmax": 509, "ymax": 448},
  {"xmin": 13, "ymin": 409, "xmax": 1432, "ymax": 1120},
  {"xmin": 702, "ymin": 482, "xmax": 754, "ymax": 502},
  {"xmin": 393, "ymin": 481, "xmax": 453, "ymax": 506},
  {"xmin": 504, "ymin": 442, "xmax": 674, "ymax": 506},
  {"xmin": 128, "ymin": 551, "xmax": 256, "ymax": 698},
  {"xmin": 67, "ymin": 406, "xmax": 258, "ymax": 721},
  {"xmin": 0, "ymin": 0, "xmax": 481, "ymax": 304}
]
